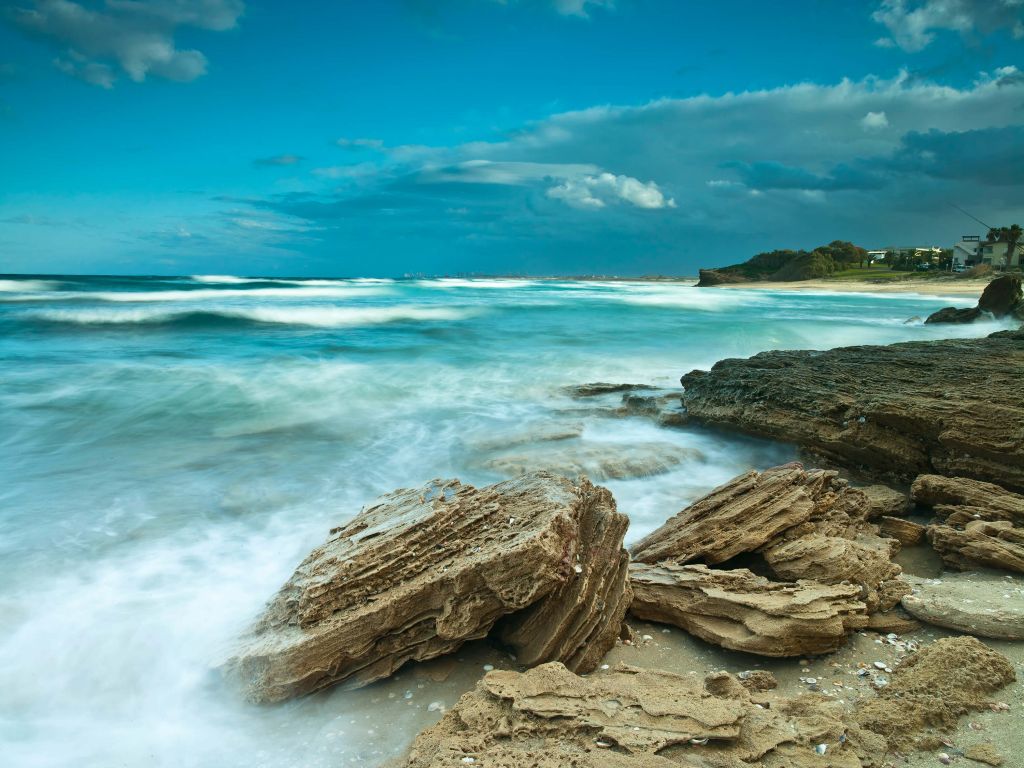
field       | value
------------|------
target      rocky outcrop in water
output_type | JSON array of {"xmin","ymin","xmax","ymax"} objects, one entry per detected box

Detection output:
[
  {"xmin": 925, "ymin": 274, "xmax": 1024, "ymax": 324},
  {"xmin": 680, "ymin": 330, "xmax": 1024, "ymax": 490},
  {"xmin": 630, "ymin": 562, "xmax": 869, "ymax": 656},
  {"xmin": 227, "ymin": 472, "xmax": 631, "ymax": 702},
  {"xmin": 912, "ymin": 474, "xmax": 1024, "ymax": 573},
  {"xmin": 402, "ymin": 661, "xmax": 867, "ymax": 767},
  {"xmin": 901, "ymin": 572, "xmax": 1024, "ymax": 640}
]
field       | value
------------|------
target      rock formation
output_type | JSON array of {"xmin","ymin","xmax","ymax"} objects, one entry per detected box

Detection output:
[
  {"xmin": 631, "ymin": 464, "xmax": 906, "ymax": 616},
  {"xmin": 402, "ymin": 661, "xmax": 867, "ymax": 767},
  {"xmin": 925, "ymin": 274, "xmax": 1024, "ymax": 324},
  {"xmin": 227, "ymin": 472, "xmax": 631, "ymax": 702},
  {"xmin": 680, "ymin": 330, "xmax": 1024, "ymax": 490},
  {"xmin": 877, "ymin": 515, "xmax": 925, "ymax": 545},
  {"xmin": 860, "ymin": 484, "xmax": 909, "ymax": 519},
  {"xmin": 912, "ymin": 474, "xmax": 1024, "ymax": 573},
  {"xmin": 901, "ymin": 572, "xmax": 1024, "ymax": 640},
  {"xmin": 629, "ymin": 562, "xmax": 868, "ymax": 657}
]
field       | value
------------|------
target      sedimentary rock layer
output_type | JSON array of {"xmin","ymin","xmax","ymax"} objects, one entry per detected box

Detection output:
[
  {"xmin": 402, "ymin": 661, "xmax": 864, "ymax": 767},
  {"xmin": 902, "ymin": 573, "xmax": 1024, "ymax": 640},
  {"xmin": 680, "ymin": 330, "xmax": 1024, "ymax": 489},
  {"xmin": 227, "ymin": 472, "xmax": 630, "ymax": 702},
  {"xmin": 912, "ymin": 474, "xmax": 1024, "ymax": 573},
  {"xmin": 629, "ymin": 562, "xmax": 868, "ymax": 657}
]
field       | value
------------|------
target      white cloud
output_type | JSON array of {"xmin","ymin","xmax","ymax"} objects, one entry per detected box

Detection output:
[
  {"xmin": 547, "ymin": 172, "xmax": 675, "ymax": 209},
  {"xmin": 872, "ymin": 0, "xmax": 1024, "ymax": 51},
  {"xmin": 9, "ymin": 0, "xmax": 243, "ymax": 86},
  {"xmin": 551, "ymin": 0, "xmax": 614, "ymax": 18},
  {"xmin": 861, "ymin": 110, "xmax": 890, "ymax": 130},
  {"xmin": 336, "ymin": 137, "xmax": 386, "ymax": 150}
]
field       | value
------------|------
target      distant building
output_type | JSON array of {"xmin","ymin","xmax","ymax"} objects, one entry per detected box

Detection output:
[
  {"xmin": 866, "ymin": 249, "xmax": 888, "ymax": 263},
  {"xmin": 952, "ymin": 235, "xmax": 981, "ymax": 267},
  {"xmin": 886, "ymin": 246, "xmax": 943, "ymax": 263},
  {"xmin": 978, "ymin": 240, "xmax": 1023, "ymax": 268}
]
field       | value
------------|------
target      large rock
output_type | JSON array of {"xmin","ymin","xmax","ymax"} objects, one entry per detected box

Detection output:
[
  {"xmin": 629, "ymin": 562, "xmax": 868, "ymax": 657},
  {"xmin": 227, "ymin": 472, "xmax": 631, "ymax": 702},
  {"xmin": 680, "ymin": 330, "xmax": 1024, "ymax": 490},
  {"xmin": 901, "ymin": 572, "xmax": 1024, "ymax": 640},
  {"xmin": 632, "ymin": 464, "xmax": 904, "ymax": 611},
  {"xmin": 631, "ymin": 463, "xmax": 866, "ymax": 565},
  {"xmin": 912, "ymin": 474, "xmax": 1024, "ymax": 526},
  {"xmin": 927, "ymin": 520, "xmax": 1024, "ymax": 574},
  {"xmin": 925, "ymin": 274, "xmax": 1024, "ymax": 324},
  {"xmin": 854, "ymin": 637, "xmax": 1016, "ymax": 753},
  {"xmin": 402, "ymin": 661, "xmax": 866, "ymax": 767},
  {"xmin": 913, "ymin": 474, "xmax": 1024, "ymax": 573},
  {"xmin": 860, "ymin": 484, "xmax": 909, "ymax": 519}
]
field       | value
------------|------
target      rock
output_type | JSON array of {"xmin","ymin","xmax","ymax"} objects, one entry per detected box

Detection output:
[
  {"xmin": 860, "ymin": 484, "xmax": 909, "ymax": 519},
  {"xmin": 680, "ymin": 330, "xmax": 1024, "ymax": 490},
  {"xmin": 927, "ymin": 520, "xmax": 1024, "ymax": 574},
  {"xmin": 912, "ymin": 474, "xmax": 1024, "ymax": 526},
  {"xmin": 226, "ymin": 472, "xmax": 631, "ymax": 702},
  {"xmin": 901, "ymin": 572, "xmax": 1024, "ymax": 639},
  {"xmin": 878, "ymin": 515, "xmax": 926, "ymax": 545},
  {"xmin": 629, "ymin": 562, "xmax": 868, "ymax": 657},
  {"xmin": 562, "ymin": 382, "xmax": 657, "ymax": 398},
  {"xmin": 401, "ymin": 661, "xmax": 864, "ymax": 767},
  {"xmin": 481, "ymin": 441, "xmax": 700, "ymax": 481},
  {"xmin": 865, "ymin": 609, "xmax": 920, "ymax": 635},
  {"xmin": 697, "ymin": 267, "xmax": 748, "ymax": 286},
  {"xmin": 737, "ymin": 669, "xmax": 778, "ymax": 691},
  {"xmin": 926, "ymin": 274, "xmax": 1024, "ymax": 324},
  {"xmin": 964, "ymin": 742, "xmax": 1005, "ymax": 766},
  {"xmin": 631, "ymin": 463, "xmax": 869, "ymax": 565},
  {"xmin": 760, "ymin": 533, "xmax": 905, "ymax": 612},
  {"xmin": 854, "ymin": 637, "xmax": 1016, "ymax": 753}
]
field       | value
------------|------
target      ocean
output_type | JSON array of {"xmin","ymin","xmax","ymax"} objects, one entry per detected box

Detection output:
[{"xmin": 0, "ymin": 274, "xmax": 1004, "ymax": 767}]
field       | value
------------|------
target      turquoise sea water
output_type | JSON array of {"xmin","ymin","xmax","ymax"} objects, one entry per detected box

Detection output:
[{"xmin": 0, "ymin": 274, "xmax": 1004, "ymax": 767}]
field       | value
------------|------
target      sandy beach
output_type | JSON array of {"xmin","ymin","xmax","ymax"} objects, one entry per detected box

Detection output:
[{"xmin": 713, "ymin": 277, "xmax": 990, "ymax": 296}]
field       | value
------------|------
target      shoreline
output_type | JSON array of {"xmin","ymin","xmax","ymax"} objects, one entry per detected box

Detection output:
[{"xmin": 711, "ymin": 277, "xmax": 989, "ymax": 296}]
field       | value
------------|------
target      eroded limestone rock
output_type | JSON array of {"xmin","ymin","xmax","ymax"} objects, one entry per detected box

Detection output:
[
  {"xmin": 680, "ymin": 331, "xmax": 1024, "ymax": 490},
  {"xmin": 901, "ymin": 572, "xmax": 1024, "ymax": 640},
  {"xmin": 402, "ymin": 662, "xmax": 864, "ymax": 767},
  {"xmin": 629, "ymin": 562, "xmax": 868, "ymax": 657},
  {"xmin": 878, "ymin": 515, "xmax": 926, "ymax": 545},
  {"xmin": 631, "ymin": 463, "xmax": 864, "ymax": 565},
  {"xmin": 227, "ymin": 472, "xmax": 630, "ymax": 702}
]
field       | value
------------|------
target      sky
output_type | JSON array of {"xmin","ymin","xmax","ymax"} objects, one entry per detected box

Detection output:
[{"xmin": 1, "ymin": 0, "xmax": 1023, "ymax": 277}]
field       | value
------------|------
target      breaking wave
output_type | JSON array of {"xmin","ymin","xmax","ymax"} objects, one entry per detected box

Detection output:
[{"xmin": 28, "ymin": 305, "xmax": 476, "ymax": 329}]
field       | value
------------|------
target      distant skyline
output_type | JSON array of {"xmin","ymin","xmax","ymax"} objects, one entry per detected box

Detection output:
[{"xmin": 1, "ymin": 0, "xmax": 1023, "ymax": 276}]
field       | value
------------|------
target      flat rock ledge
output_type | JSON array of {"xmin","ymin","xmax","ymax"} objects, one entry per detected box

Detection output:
[
  {"xmin": 679, "ymin": 330, "xmax": 1024, "ymax": 490},
  {"xmin": 226, "ymin": 472, "xmax": 631, "ymax": 702},
  {"xmin": 912, "ymin": 474, "xmax": 1024, "ymax": 573},
  {"xmin": 901, "ymin": 572, "xmax": 1024, "ymax": 640},
  {"xmin": 630, "ymin": 562, "xmax": 869, "ymax": 657},
  {"xmin": 399, "ymin": 636, "xmax": 1016, "ymax": 767}
]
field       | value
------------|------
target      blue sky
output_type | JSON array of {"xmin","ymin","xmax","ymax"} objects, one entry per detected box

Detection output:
[{"xmin": 1, "ymin": 0, "xmax": 1023, "ymax": 276}]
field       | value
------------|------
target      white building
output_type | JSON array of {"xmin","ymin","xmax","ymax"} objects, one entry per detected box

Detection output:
[{"xmin": 952, "ymin": 235, "xmax": 980, "ymax": 267}]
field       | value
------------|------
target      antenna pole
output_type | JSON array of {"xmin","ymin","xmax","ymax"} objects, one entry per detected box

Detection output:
[{"xmin": 948, "ymin": 203, "xmax": 993, "ymax": 232}]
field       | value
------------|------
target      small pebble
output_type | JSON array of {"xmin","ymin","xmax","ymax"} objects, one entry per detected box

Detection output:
[
  {"xmin": 873, "ymin": 661, "xmax": 887, "ymax": 670},
  {"xmin": 937, "ymin": 753, "xmax": 951, "ymax": 765},
  {"xmin": 482, "ymin": 664, "xmax": 494, "ymax": 672}
]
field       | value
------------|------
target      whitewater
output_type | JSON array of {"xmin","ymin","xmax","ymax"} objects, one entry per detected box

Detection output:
[{"xmin": 0, "ymin": 274, "xmax": 1003, "ymax": 767}]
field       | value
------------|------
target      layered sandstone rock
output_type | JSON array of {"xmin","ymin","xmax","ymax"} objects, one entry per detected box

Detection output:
[
  {"xmin": 912, "ymin": 474, "xmax": 1024, "ymax": 573},
  {"xmin": 631, "ymin": 464, "xmax": 905, "ymax": 614},
  {"xmin": 901, "ymin": 572, "xmax": 1024, "ymax": 640},
  {"xmin": 680, "ymin": 330, "xmax": 1024, "ymax": 490},
  {"xmin": 878, "ymin": 515, "xmax": 926, "ymax": 545},
  {"xmin": 227, "ymin": 472, "xmax": 631, "ymax": 702},
  {"xmin": 402, "ymin": 661, "xmax": 866, "ymax": 767},
  {"xmin": 925, "ymin": 274, "xmax": 1024, "ymax": 324},
  {"xmin": 860, "ymin": 484, "xmax": 909, "ymax": 519},
  {"xmin": 629, "ymin": 562, "xmax": 868, "ymax": 657},
  {"xmin": 632, "ymin": 463, "xmax": 858, "ymax": 565}
]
